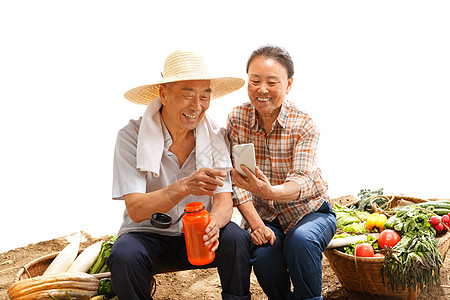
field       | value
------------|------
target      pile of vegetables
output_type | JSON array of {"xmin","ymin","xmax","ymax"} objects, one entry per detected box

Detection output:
[
  {"xmin": 381, "ymin": 201, "xmax": 450, "ymax": 292},
  {"xmin": 330, "ymin": 203, "xmax": 379, "ymax": 255},
  {"xmin": 330, "ymin": 189, "xmax": 450, "ymax": 293},
  {"xmin": 7, "ymin": 233, "xmax": 118, "ymax": 300}
]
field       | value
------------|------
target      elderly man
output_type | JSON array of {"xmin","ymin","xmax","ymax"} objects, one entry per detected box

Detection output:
[{"xmin": 108, "ymin": 51, "xmax": 251, "ymax": 300}]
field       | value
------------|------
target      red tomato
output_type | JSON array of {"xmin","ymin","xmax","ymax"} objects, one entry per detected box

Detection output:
[
  {"xmin": 374, "ymin": 253, "xmax": 385, "ymax": 257},
  {"xmin": 378, "ymin": 229, "xmax": 401, "ymax": 249},
  {"xmin": 355, "ymin": 243, "xmax": 374, "ymax": 257}
]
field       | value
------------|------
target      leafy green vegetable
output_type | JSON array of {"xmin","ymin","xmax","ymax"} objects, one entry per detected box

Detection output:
[
  {"xmin": 393, "ymin": 206, "xmax": 435, "ymax": 235},
  {"xmin": 334, "ymin": 203, "xmax": 370, "ymax": 228},
  {"xmin": 381, "ymin": 231, "xmax": 442, "ymax": 292},
  {"xmin": 356, "ymin": 188, "xmax": 385, "ymax": 212},
  {"xmin": 340, "ymin": 222, "xmax": 367, "ymax": 234},
  {"xmin": 333, "ymin": 233, "xmax": 352, "ymax": 239},
  {"xmin": 381, "ymin": 205, "xmax": 442, "ymax": 292},
  {"xmin": 88, "ymin": 236, "xmax": 117, "ymax": 274}
]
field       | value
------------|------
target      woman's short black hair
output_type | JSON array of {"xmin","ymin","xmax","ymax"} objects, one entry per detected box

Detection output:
[{"xmin": 246, "ymin": 45, "xmax": 294, "ymax": 79}]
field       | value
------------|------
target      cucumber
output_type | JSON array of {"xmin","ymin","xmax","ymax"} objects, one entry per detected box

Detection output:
[
  {"xmin": 395, "ymin": 201, "xmax": 450, "ymax": 216},
  {"xmin": 431, "ymin": 208, "xmax": 450, "ymax": 216},
  {"xmin": 411, "ymin": 201, "xmax": 450, "ymax": 209},
  {"xmin": 400, "ymin": 201, "xmax": 450, "ymax": 209}
]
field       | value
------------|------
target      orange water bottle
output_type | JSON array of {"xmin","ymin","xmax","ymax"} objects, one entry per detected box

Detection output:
[{"xmin": 182, "ymin": 202, "xmax": 215, "ymax": 266}]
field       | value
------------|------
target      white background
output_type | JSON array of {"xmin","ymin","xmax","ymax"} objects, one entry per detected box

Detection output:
[{"xmin": 1, "ymin": 1, "xmax": 449, "ymax": 253}]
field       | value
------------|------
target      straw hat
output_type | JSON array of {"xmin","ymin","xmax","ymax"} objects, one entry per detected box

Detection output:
[{"xmin": 124, "ymin": 50, "xmax": 245, "ymax": 105}]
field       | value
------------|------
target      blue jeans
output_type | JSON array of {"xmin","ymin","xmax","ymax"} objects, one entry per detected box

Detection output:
[
  {"xmin": 251, "ymin": 201, "xmax": 337, "ymax": 300},
  {"xmin": 107, "ymin": 221, "xmax": 251, "ymax": 300}
]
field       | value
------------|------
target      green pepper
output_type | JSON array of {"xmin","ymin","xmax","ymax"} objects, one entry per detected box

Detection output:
[
  {"xmin": 384, "ymin": 215, "xmax": 401, "ymax": 230},
  {"xmin": 98, "ymin": 278, "xmax": 116, "ymax": 299}
]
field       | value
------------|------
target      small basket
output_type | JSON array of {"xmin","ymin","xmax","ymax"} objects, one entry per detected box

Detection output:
[
  {"xmin": 13, "ymin": 250, "xmax": 111, "ymax": 283},
  {"xmin": 325, "ymin": 195, "xmax": 450, "ymax": 300}
]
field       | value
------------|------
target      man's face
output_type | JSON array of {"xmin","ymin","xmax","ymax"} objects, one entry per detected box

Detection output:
[
  {"xmin": 160, "ymin": 80, "xmax": 211, "ymax": 132},
  {"xmin": 247, "ymin": 56, "xmax": 293, "ymax": 119}
]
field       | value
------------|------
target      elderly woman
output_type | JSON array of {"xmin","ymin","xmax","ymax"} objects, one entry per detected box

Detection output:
[{"xmin": 227, "ymin": 45, "xmax": 337, "ymax": 300}]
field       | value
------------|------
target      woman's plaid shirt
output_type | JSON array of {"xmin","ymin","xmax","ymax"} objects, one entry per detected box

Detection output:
[{"xmin": 227, "ymin": 100, "xmax": 329, "ymax": 233}]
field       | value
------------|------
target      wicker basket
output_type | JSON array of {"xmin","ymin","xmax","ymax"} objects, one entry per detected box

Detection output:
[
  {"xmin": 325, "ymin": 195, "xmax": 450, "ymax": 300},
  {"xmin": 13, "ymin": 250, "xmax": 111, "ymax": 283}
]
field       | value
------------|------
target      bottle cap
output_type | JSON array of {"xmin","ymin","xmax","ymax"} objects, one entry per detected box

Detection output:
[
  {"xmin": 151, "ymin": 213, "xmax": 172, "ymax": 228},
  {"xmin": 185, "ymin": 202, "xmax": 204, "ymax": 213}
]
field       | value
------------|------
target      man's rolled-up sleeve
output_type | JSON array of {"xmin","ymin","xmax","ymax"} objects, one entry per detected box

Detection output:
[{"xmin": 112, "ymin": 125, "xmax": 147, "ymax": 200}]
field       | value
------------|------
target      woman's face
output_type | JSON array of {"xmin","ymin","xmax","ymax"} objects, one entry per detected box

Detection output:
[{"xmin": 247, "ymin": 56, "xmax": 293, "ymax": 118}]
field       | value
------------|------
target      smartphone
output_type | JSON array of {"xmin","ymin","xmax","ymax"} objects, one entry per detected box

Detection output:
[{"xmin": 232, "ymin": 143, "xmax": 256, "ymax": 177}]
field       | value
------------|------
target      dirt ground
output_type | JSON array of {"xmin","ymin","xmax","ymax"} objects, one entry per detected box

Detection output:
[{"xmin": 1, "ymin": 198, "xmax": 450, "ymax": 299}]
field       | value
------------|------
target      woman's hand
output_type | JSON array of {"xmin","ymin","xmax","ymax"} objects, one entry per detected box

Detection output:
[
  {"xmin": 232, "ymin": 165, "xmax": 273, "ymax": 199},
  {"xmin": 203, "ymin": 216, "xmax": 220, "ymax": 252},
  {"xmin": 251, "ymin": 225, "xmax": 276, "ymax": 245}
]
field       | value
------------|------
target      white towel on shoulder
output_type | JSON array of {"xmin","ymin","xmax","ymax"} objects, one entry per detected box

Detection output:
[{"xmin": 136, "ymin": 97, "xmax": 232, "ymax": 176}]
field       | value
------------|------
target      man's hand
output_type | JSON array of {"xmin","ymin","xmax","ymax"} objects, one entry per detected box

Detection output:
[
  {"xmin": 203, "ymin": 216, "xmax": 220, "ymax": 252},
  {"xmin": 250, "ymin": 225, "xmax": 276, "ymax": 246},
  {"xmin": 183, "ymin": 168, "xmax": 227, "ymax": 197},
  {"xmin": 232, "ymin": 166, "xmax": 273, "ymax": 199}
]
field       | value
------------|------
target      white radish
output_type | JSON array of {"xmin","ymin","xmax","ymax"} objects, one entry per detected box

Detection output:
[
  {"xmin": 67, "ymin": 241, "xmax": 103, "ymax": 273},
  {"xmin": 326, "ymin": 233, "xmax": 379, "ymax": 249},
  {"xmin": 43, "ymin": 233, "xmax": 81, "ymax": 276}
]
